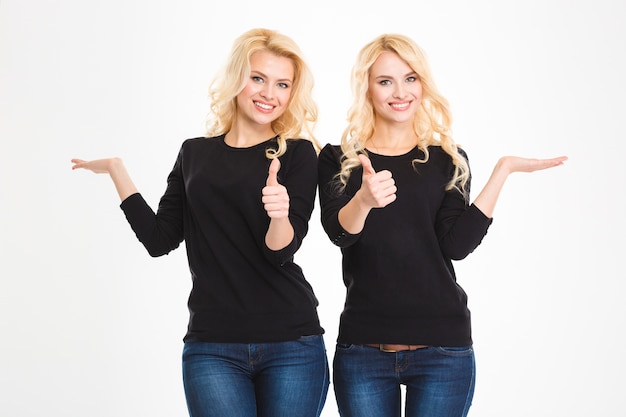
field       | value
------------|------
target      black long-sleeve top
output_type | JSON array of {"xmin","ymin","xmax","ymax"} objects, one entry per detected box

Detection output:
[
  {"xmin": 318, "ymin": 144, "xmax": 492, "ymax": 347},
  {"xmin": 120, "ymin": 135, "xmax": 323, "ymax": 343}
]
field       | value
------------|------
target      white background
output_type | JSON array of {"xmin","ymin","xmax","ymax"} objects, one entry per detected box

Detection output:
[{"xmin": 1, "ymin": 0, "xmax": 624, "ymax": 416}]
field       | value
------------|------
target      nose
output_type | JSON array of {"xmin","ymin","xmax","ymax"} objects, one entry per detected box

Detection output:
[
  {"xmin": 260, "ymin": 84, "xmax": 274, "ymax": 100},
  {"xmin": 393, "ymin": 83, "xmax": 407, "ymax": 99}
]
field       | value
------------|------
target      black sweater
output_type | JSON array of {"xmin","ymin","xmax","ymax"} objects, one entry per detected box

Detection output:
[
  {"xmin": 120, "ymin": 135, "xmax": 323, "ymax": 343},
  {"xmin": 318, "ymin": 144, "xmax": 492, "ymax": 347}
]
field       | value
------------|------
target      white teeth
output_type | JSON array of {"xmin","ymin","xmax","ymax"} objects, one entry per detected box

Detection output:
[
  {"xmin": 390, "ymin": 102, "xmax": 409, "ymax": 109},
  {"xmin": 255, "ymin": 102, "xmax": 273, "ymax": 110}
]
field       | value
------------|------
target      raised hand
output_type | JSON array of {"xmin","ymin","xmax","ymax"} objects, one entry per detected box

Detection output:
[
  {"xmin": 473, "ymin": 154, "xmax": 568, "ymax": 218},
  {"xmin": 357, "ymin": 153, "xmax": 397, "ymax": 209},
  {"xmin": 71, "ymin": 157, "xmax": 121, "ymax": 174},
  {"xmin": 71, "ymin": 157, "xmax": 138, "ymax": 201},
  {"xmin": 262, "ymin": 158, "xmax": 290, "ymax": 219},
  {"xmin": 336, "ymin": 154, "xmax": 397, "ymax": 234},
  {"xmin": 497, "ymin": 155, "xmax": 568, "ymax": 175}
]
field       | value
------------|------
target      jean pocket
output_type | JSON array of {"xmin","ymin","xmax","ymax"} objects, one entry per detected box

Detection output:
[
  {"xmin": 296, "ymin": 335, "xmax": 324, "ymax": 349},
  {"xmin": 436, "ymin": 345, "xmax": 473, "ymax": 357}
]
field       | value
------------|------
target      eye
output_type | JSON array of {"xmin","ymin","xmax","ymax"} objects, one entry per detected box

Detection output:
[
  {"xmin": 252, "ymin": 76, "xmax": 264, "ymax": 83},
  {"xmin": 406, "ymin": 76, "xmax": 417, "ymax": 83},
  {"xmin": 277, "ymin": 82, "xmax": 290, "ymax": 89},
  {"xmin": 379, "ymin": 79, "xmax": 392, "ymax": 86}
]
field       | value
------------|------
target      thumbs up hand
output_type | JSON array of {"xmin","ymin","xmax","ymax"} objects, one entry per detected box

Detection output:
[
  {"xmin": 262, "ymin": 158, "xmax": 290, "ymax": 219},
  {"xmin": 356, "ymin": 154, "xmax": 397, "ymax": 209}
]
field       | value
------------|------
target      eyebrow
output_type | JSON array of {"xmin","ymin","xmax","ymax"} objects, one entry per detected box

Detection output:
[
  {"xmin": 373, "ymin": 71, "xmax": 418, "ymax": 80},
  {"xmin": 250, "ymin": 70, "xmax": 293, "ymax": 83}
]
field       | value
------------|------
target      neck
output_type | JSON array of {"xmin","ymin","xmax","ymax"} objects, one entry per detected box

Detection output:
[
  {"xmin": 367, "ymin": 124, "xmax": 418, "ymax": 156},
  {"xmin": 224, "ymin": 120, "xmax": 276, "ymax": 148}
]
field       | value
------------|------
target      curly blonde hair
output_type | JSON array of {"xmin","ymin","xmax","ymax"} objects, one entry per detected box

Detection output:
[
  {"xmin": 205, "ymin": 28, "xmax": 320, "ymax": 157},
  {"xmin": 338, "ymin": 34, "xmax": 470, "ymax": 199}
]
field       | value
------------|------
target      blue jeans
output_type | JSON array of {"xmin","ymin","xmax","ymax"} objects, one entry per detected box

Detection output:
[
  {"xmin": 182, "ymin": 335, "xmax": 329, "ymax": 417},
  {"xmin": 333, "ymin": 344, "xmax": 475, "ymax": 417}
]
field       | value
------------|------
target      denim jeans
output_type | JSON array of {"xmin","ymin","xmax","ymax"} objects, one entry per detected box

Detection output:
[
  {"xmin": 182, "ymin": 335, "xmax": 329, "ymax": 417},
  {"xmin": 333, "ymin": 344, "xmax": 475, "ymax": 417}
]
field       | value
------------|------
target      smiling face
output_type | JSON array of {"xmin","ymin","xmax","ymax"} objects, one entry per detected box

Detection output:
[
  {"xmin": 236, "ymin": 50, "xmax": 295, "ymax": 130},
  {"xmin": 368, "ymin": 51, "xmax": 422, "ymax": 126}
]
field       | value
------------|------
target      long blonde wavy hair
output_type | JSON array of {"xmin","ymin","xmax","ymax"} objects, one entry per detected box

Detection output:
[
  {"xmin": 205, "ymin": 28, "xmax": 320, "ymax": 157},
  {"xmin": 338, "ymin": 34, "xmax": 470, "ymax": 199}
]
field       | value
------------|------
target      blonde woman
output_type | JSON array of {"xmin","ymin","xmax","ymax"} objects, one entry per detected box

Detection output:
[
  {"xmin": 72, "ymin": 28, "xmax": 328, "ymax": 417},
  {"xmin": 318, "ymin": 33, "xmax": 566, "ymax": 417}
]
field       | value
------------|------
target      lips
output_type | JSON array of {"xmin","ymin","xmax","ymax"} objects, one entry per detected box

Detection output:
[
  {"xmin": 254, "ymin": 101, "xmax": 275, "ymax": 111},
  {"xmin": 389, "ymin": 101, "xmax": 411, "ymax": 110}
]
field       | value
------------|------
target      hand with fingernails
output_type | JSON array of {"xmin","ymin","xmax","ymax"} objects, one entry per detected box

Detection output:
[
  {"xmin": 356, "ymin": 154, "xmax": 397, "ymax": 209},
  {"xmin": 262, "ymin": 158, "xmax": 290, "ymax": 218}
]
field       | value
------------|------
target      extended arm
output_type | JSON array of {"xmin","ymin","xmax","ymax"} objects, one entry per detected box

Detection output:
[
  {"xmin": 472, "ymin": 155, "xmax": 568, "ymax": 218},
  {"xmin": 71, "ymin": 157, "xmax": 138, "ymax": 201},
  {"xmin": 72, "ymin": 154, "xmax": 184, "ymax": 257}
]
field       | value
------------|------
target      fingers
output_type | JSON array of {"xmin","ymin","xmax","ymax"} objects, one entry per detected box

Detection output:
[
  {"xmin": 263, "ymin": 158, "xmax": 288, "ymax": 218},
  {"xmin": 502, "ymin": 155, "xmax": 568, "ymax": 174},
  {"xmin": 528, "ymin": 156, "xmax": 568, "ymax": 171},
  {"xmin": 70, "ymin": 158, "xmax": 86, "ymax": 170},
  {"xmin": 262, "ymin": 188, "xmax": 289, "ymax": 218},
  {"xmin": 359, "ymin": 154, "xmax": 376, "ymax": 176},
  {"xmin": 549, "ymin": 156, "xmax": 568, "ymax": 166},
  {"xmin": 536, "ymin": 156, "xmax": 568, "ymax": 171},
  {"xmin": 70, "ymin": 157, "xmax": 119, "ymax": 174},
  {"xmin": 266, "ymin": 158, "xmax": 280, "ymax": 186},
  {"xmin": 356, "ymin": 154, "xmax": 396, "ymax": 209},
  {"xmin": 71, "ymin": 158, "xmax": 98, "ymax": 172},
  {"xmin": 364, "ymin": 177, "xmax": 397, "ymax": 208}
]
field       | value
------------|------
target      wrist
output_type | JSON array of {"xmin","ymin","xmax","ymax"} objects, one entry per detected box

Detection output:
[
  {"xmin": 494, "ymin": 157, "xmax": 513, "ymax": 177},
  {"xmin": 108, "ymin": 158, "xmax": 127, "ymax": 176},
  {"xmin": 354, "ymin": 189, "xmax": 374, "ymax": 212}
]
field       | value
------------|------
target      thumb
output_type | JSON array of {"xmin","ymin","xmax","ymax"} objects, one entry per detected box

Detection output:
[
  {"xmin": 358, "ymin": 153, "xmax": 376, "ymax": 176},
  {"xmin": 266, "ymin": 158, "xmax": 280, "ymax": 186}
]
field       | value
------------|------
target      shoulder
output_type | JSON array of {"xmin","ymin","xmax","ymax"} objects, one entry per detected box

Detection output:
[
  {"xmin": 285, "ymin": 138, "xmax": 317, "ymax": 156},
  {"xmin": 317, "ymin": 144, "xmax": 344, "ymax": 185},
  {"xmin": 319, "ymin": 143, "xmax": 342, "ymax": 162},
  {"xmin": 428, "ymin": 145, "xmax": 469, "ymax": 162},
  {"xmin": 457, "ymin": 146, "xmax": 469, "ymax": 161},
  {"xmin": 178, "ymin": 137, "xmax": 220, "ymax": 157},
  {"xmin": 181, "ymin": 136, "xmax": 220, "ymax": 149},
  {"xmin": 174, "ymin": 137, "xmax": 223, "ymax": 167},
  {"xmin": 280, "ymin": 139, "xmax": 317, "ymax": 168}
]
